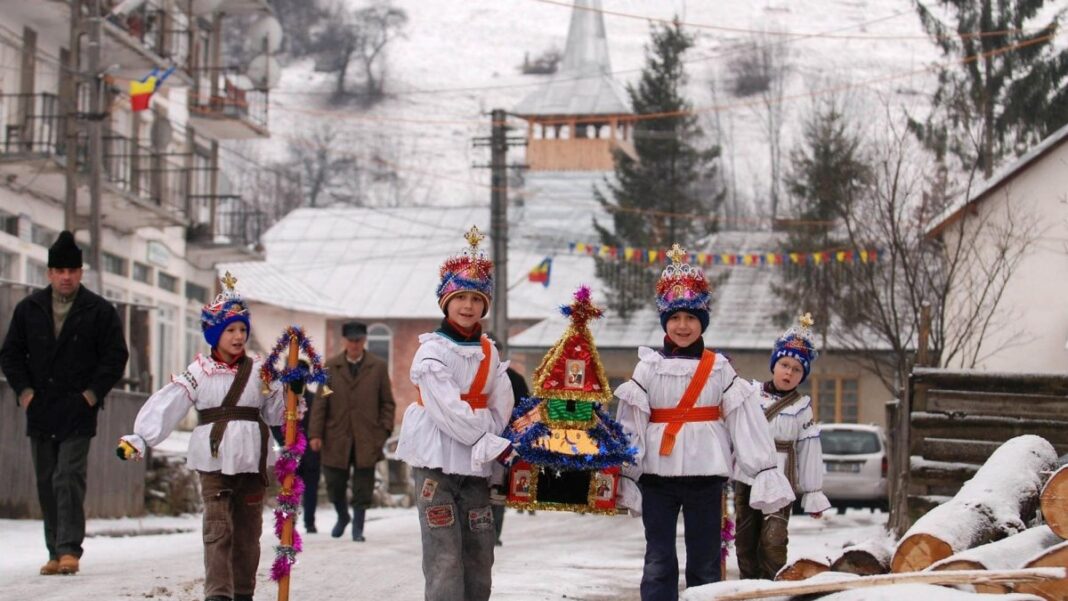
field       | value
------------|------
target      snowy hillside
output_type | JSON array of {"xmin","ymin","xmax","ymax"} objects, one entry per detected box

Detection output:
[{"xmin": 239, "ymin": 0, "xmax": 1067, "ymax": 243}]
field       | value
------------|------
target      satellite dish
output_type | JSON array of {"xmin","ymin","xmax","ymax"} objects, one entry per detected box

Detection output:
[
  {"xmin": 249, "ymin": 16, "xmax": 284, "ymax": 54},
  {"xmin": 150, "ymin": 117, "xmax": 173, "ymax": 148},
  {"xmin": 190, "ymin": 0, "xmax": 223, "ymax": 14},
  {"xmin": 246, "ymin": 54, "xmax": 282, "ymax": 90}
]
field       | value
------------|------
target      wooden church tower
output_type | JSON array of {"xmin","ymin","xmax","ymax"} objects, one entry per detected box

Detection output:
[{"xmin": 514, "ymin": 0, "xmax": 635, "ymax": 171}]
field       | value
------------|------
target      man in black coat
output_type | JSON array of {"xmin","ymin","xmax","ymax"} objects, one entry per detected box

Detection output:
[{"xmin": 0, "ymin": 231, "xmax": 129, "ymax": 576}]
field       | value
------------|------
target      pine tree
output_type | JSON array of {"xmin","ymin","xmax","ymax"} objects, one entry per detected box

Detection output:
[
  {"xmin": 774, "ymin": 99, "xmax": 871, "ymax": 338},
  {"xmin": 594, "ymin": 19, "xmax": 723, "ymax": 317},
  {"xmin": 909, "ymin": 0, "xmax": 1068, "ymax": 178}
]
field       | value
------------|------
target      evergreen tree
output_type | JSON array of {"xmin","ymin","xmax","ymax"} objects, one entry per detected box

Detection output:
[
  {"xmin": 909, "ymin": 0, "xmax": 1068, "ymax": 178},
  {"xmin": 594, "ymin": 19, "xmax": 723, "ymax": 317},
  {"xmin": 774, "ymin": 99, "xmax": 871, "ymax": 339}
]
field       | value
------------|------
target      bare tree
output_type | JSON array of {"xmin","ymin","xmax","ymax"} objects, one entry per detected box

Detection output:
[
  {"xmin": 313, "ymin": 1, "xmax": 408, "ymax": 103},
  {"xmin": 288, "ymin": 127, "xmax": 359, "ymax": 207}
]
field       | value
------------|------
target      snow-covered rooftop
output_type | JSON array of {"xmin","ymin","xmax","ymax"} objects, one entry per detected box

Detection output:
[{"xmin": 513, "ymin": 0, "xmax": 631, "ymax": 117}]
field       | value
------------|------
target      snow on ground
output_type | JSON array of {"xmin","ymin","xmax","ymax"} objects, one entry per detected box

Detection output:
[{"xmin": 0, "ymin": 506, "xmax": 888, "ymax": 600}]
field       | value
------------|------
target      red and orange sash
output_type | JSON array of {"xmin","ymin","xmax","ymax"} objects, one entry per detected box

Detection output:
[
  {"xmin": 649, "ymin": 350, "xmax": 720, "ymax": 456},
  {"xmin": 418, "ymin": 336, "xmax": 492, "ymax": 410}
]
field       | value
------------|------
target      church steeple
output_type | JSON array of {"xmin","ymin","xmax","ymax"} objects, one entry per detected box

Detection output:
[{"xmin": 513, "ymin": 0, "xmax": 635, "ymax": 172}]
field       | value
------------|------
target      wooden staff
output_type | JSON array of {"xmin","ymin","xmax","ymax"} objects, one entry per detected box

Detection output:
[{"xmin": 278, "ymin": 335, "xmax": 299, "ymax": 601}]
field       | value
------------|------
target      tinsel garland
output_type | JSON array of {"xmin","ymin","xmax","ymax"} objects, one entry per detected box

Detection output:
[
  {"xmin": 270, "ymin": 428, "xmax": 307, "ymax": 581},
  {"xmin": 506, "ymin": 395, "xmax": 637, "ymax": 471},
  {"xmin": 721, "ymin": 517, "xmax": 735, "ymax": 561},
  {"xmin": 261, "ymin": 326, "xmax": 329, "ymax": 387}
]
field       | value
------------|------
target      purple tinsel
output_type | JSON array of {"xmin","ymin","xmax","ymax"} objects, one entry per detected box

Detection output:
[
  {"xmin": 261, "ymin": 326, "xmax": 329, "ymax": 387},
  {"xmin": 721, "ymin": 517, "xmax": 735, "ymax": 560}
]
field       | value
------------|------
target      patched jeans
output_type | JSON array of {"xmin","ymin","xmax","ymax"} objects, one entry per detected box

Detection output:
[
  {"xmin": 413, "ymin": 466, "xmax": 496, "ymax": 601},
  {"xmin": 640, "ymin": 474, "xmax": 725, "ymax": 601}
]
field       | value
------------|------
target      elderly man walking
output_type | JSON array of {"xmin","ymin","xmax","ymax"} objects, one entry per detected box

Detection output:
[
  {"xmin": 309, "ymin": 321, "xmax": 395, "ymax": 541},
  {"xmin": 0, "ymin": 231, "xmax": 129, "ymax": 576}
]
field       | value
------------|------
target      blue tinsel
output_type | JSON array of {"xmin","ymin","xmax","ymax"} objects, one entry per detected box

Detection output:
[{"xmin": 506, "ymin": 395, "xmax": 637, "ymax": 471}]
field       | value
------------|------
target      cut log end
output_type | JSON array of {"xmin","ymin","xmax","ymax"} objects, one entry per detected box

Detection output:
[
  {"xmin": 775, "ymin": 558, "xmax": 830, "ymax": 581},
  {"xmin": 1015, "ymin": 543, "xmax": 1068, "ymax": 601},
  {"xmin": 831, "ymin": 549, "xmax": 891, "ymax": 576},
  {"xmin": 1041, "ymin": 465, "xmax": 1068, "ymax": 541},
  {"xmin": 892, "ymin": 533, "xmax": 954, "ymax": 573}
]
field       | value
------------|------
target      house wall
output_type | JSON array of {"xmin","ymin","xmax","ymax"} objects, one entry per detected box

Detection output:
[
  {"xmin": 942, "ymin": 141, "xmax": 1068, "ymax": 373},
  {"xmin": 511, "ymin": 346, "xmax": 895, "ymax": 429}
]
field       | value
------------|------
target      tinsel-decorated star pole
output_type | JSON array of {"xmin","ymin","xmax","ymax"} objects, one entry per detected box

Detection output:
[{"xmin": 262, "ymin": 326, "xmax": 328, "ymax": 601}]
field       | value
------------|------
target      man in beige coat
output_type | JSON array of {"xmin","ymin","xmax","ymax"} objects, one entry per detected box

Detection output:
[{"xmin": 309, "ymin": 322, "xmax": 396, "ymax": 541}]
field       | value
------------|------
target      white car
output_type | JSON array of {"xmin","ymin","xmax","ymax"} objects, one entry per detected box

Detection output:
[{"xmin": 820, "ymin": 423, "xmax": 888, "ymax": 513}]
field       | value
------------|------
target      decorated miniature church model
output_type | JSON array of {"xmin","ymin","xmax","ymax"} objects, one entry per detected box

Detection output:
[{"xmin": 505, "ymin": 286, "xmax": 636, "ymax": 514}]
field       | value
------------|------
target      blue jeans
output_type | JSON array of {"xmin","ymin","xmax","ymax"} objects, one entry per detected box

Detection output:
[{"xmin": 640, "ymin": 474, "xmax": 725, "ymax": 601}]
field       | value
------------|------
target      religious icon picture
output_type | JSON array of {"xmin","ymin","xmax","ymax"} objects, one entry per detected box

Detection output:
[
  {"xmin": 593, "ymin": 472, "xmax": 614, "ymax": 501},
  {"xmin": 565, "ymin": 359, "xmax": 585, "ymax": 389},
  {"xmin": 512, "ymin": 469, "xmax": 532, "ymax": 498}
]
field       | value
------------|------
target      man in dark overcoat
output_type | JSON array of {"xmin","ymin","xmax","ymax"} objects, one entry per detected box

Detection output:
[
  {"xmin": 0, "ymin": 231, "xmax": 129, "ymax": 575},
  {"xmin": 309, "ymin": 321, "xmax": 395, "ymax": 541}
]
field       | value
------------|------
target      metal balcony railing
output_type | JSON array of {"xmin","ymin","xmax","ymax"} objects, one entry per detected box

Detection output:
[
  {"xmin": 103, "ymin": 1, "xmax": 190, "ymax": 63},
  {"xmin": 102, "ymin": 132, "xmax": 188, "ymax": 218},
  {"xmin": 187, "ymin": 194, "xmax": 266, "ymax": 248},
  {"xmin": 0, "ymin": 93, "xmax": 63, "ymax": 156},
  {"xmin": 189, "ymin": 68, "xmax": 269, "ymax": 131}
]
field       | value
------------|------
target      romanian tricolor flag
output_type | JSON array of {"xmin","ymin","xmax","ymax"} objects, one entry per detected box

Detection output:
[
  {"xmin": 129, "ymin": 65, "xmax": 176, "ymax": 112},
  {"xmin": 528, "ymin": 257, "xmax": 551, "ymax": 287}
]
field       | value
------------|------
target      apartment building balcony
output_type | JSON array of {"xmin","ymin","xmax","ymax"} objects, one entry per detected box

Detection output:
[
  {"xmin": 188, "ymin": 69, "xmax": 269, "ymax": 139},
  {"xmin": 186, "ymin": 194, "xmax": 266, "ymax": 262},
  {"xmin": 101, "ymin": 1, "xmax": 192, "ymax": 84},
  {"xmin": 0, "ymin": 92, "xmax": 79, "ymax": 202}
]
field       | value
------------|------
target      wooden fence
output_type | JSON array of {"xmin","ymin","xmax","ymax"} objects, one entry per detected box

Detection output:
[
  {"xmin": 895, "ymin": 368, "xmax": 1068, "ymax": 526},
  {"xmin": 0, "ymin": 378, "xmax": 148, "ymax": 519}
]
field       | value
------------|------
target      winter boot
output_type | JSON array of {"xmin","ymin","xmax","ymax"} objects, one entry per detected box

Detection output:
[
  {"xmin": 351, "ymin": 508, "xmax": 366, "ymax": 542},
  {"xmin": 330, "ymin": 501, "xmax": 350, "ymax": 538},
  {"xmin": 57, "ymin": 555, "xmax": 79, "ymax": 575},
  {"xmin": 40, "ymin": 559, "xmax": 59, "ymax": 576}
]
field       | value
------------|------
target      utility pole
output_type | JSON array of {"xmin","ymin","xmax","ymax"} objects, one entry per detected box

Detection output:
[
  {"xmin": 63, "ymin": 1, "xmax": 82, "ymax": 232},
  {"xmin": 87, "ymin": 0, "xmax": 104, "ymax": 292},
  {"xmin": 489, "ymin": 108, "xmax": 509, "ymax": 357},
  {"xmin": 472, "ymin": 110, "xmax": 526, "ymax": 358}
]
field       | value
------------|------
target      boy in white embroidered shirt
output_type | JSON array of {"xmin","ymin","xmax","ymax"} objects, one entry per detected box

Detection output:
[
  {"xmin": 116, "ymin": 274, "xmax": 285, "ymax": 601},
  {"xmin": 614, "ymin": 245, "xmax": 794, "ymax": 601},
  {"xmin": 395, "ymin": 227, "xmax": 514, "ymax": 601}
]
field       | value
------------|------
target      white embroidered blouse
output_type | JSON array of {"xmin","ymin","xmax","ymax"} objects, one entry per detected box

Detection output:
[
  {"xmin": 123, "ymin": 353, "xmax": 285, "ymax": 475},
  {"xmin": 396, "ymin": 333, "xmax": 514, "ymax": 478},
  {"xmin": 732, "ymin": 381, "xmax": 832, "ymax": 514},
  {"xmin": 614, "ymin": 347, "xmax": 795, "ymax": 514}
]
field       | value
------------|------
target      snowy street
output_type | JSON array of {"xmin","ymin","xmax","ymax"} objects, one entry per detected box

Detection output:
[{"xmin": 0, "ymin": 506, "xmax": 888, "ymax": 600}]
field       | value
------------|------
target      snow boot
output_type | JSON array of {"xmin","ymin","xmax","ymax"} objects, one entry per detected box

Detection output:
[
  {"xmin": 351, "ymin": 508, "xmax": 366, "ymax": 542},
  {"xmin": 57, "ymin": 555, "xmax": 79, "ymax": 575},
  {"xmin": 330, "ymin": 502, "xmax": 350, "ymax": 538},
  {"xmin": 40, "ymin": 559, "xmax": 59, "ymax": 575}
]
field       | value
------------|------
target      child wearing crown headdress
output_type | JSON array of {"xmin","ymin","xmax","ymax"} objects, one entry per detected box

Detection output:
[
  {"xmin": 116, "ymin": 273, "xmax": 287, "ymax": 601},
  {"xmin": 614, "ymin": 244, "xmax": 794, "ymax": 601},
  {"xmin": 732, "ymin": 314, "xmax": 831, "ymax": 581},
  {"xmin": 396, "ymin": 226, "xmax": 515, "ymax": 601}
]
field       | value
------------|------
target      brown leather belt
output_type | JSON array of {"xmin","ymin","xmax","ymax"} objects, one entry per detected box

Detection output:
[
  {"xmin": 775, "ymin": 439, "xmax": 797, "ymax": 492},
  {"xmin": 198, "ymin": 406, "xmax": 269, "ymax": 486}
]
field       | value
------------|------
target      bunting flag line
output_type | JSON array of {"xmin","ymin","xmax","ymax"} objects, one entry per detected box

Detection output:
[
  {"xmin": 129, "ymin": 65, "xmax": 176, "ymax": 112},
  {"xmin": 528, "ymin": 256, "xmax": 552, "ymax": 287},
  {"xmin": 565, "ymin": 241, "xmax": 880, "ymax": 267}
]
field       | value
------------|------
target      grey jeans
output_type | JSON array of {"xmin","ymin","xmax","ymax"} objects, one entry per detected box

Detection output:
[
  {"xmin": 30, "ymin": 435, "xmax": 91, "ymax": 559},
  {"xmin": 413, "ymin": 466, "xmax": 496, "ymax": 601}
]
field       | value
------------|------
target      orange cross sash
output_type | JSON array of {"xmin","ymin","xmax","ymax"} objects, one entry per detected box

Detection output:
[
  {"xmin": 650, "ymin": 350, "xmax": 718, "ymax": 456},
  {"xmin": 417, "ymin": 335, "xmax": 492, "ymax": 410}
]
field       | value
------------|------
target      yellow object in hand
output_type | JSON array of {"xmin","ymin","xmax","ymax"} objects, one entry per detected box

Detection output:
[{"xmin": 116, "ymin": 439, "xmax": 138, "ymax": 461}]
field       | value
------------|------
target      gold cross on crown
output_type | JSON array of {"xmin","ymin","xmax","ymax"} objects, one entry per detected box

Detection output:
[
  {"xmin": 220, "ymin": 271, "xmax": 238, "ymax": 292},
  {"xmin": 464, "ymin": 225, "xmax": 485, "ymax": 250},
  {"xmin": 798, "ymin": 312, "xmax": 814, "ymax": 330},
  {"xmin": 667, "ymin": 243, "xmax": 687, "ymax": 265}
]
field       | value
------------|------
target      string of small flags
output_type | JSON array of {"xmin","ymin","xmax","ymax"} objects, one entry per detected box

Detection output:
[{"xmin": 566, "ymin": 242, "xmax": 881, "ymax": 266}]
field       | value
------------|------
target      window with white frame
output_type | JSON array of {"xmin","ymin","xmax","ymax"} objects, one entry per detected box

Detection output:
[
  {"xmin": 26, "ymin": 259, "xmax": 47, "ymax": 287},
  {"xmin": 367, "ymin": 323, "xmax": 392, "ymax": 373},
  {"xmin": 156, "ymin": 303, "xmax": 178, "ymax": 385},
  {"xmin": 185, "ymin": 310, "xmax": 204, "ymax": 363},
  {"xmin": 0, "ymin": 249, "xmax": 15, "ymax": 279}
]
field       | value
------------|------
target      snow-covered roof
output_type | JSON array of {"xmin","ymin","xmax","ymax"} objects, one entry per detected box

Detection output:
[
  {"xmin": 929, "ymin": 121, "xmax": 1068, "ymax": 236},
  {"xmin": 219, "ymin": 190, "xmax": 611, "ymax": 320},
  {"xmin": 513, "ymin": 0, "xmax": 631, "ymax": 117}
]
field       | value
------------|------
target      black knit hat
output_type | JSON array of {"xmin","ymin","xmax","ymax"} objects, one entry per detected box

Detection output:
[
  {"xmin": 342, "ymin": 321, "xmax": 368, "ymax": 340},
  {"xmin": 48, "ymin": 231, "xmax": 83, "ymax": 269}
]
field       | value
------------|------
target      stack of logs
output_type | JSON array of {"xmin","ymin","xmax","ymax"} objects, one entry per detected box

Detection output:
[{"xmin": 774, "ymin": 435, "xmax": 1068, "ymax": 600}]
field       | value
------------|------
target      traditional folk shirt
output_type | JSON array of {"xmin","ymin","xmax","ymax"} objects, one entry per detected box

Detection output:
[
  {"xmin": 125, "ymin": 353, "xmax": 285, "ymax": 474},
  {"xmin": 732, "ymin": 381, "xmax": 832, "ymax": 514},
  {"xmin": 396, "ymin": 333, "xmax": 514, "ymax": 478},
  {"xmin": 615, "ymin": 347, "xmax": 794, "ymax": 513}
]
